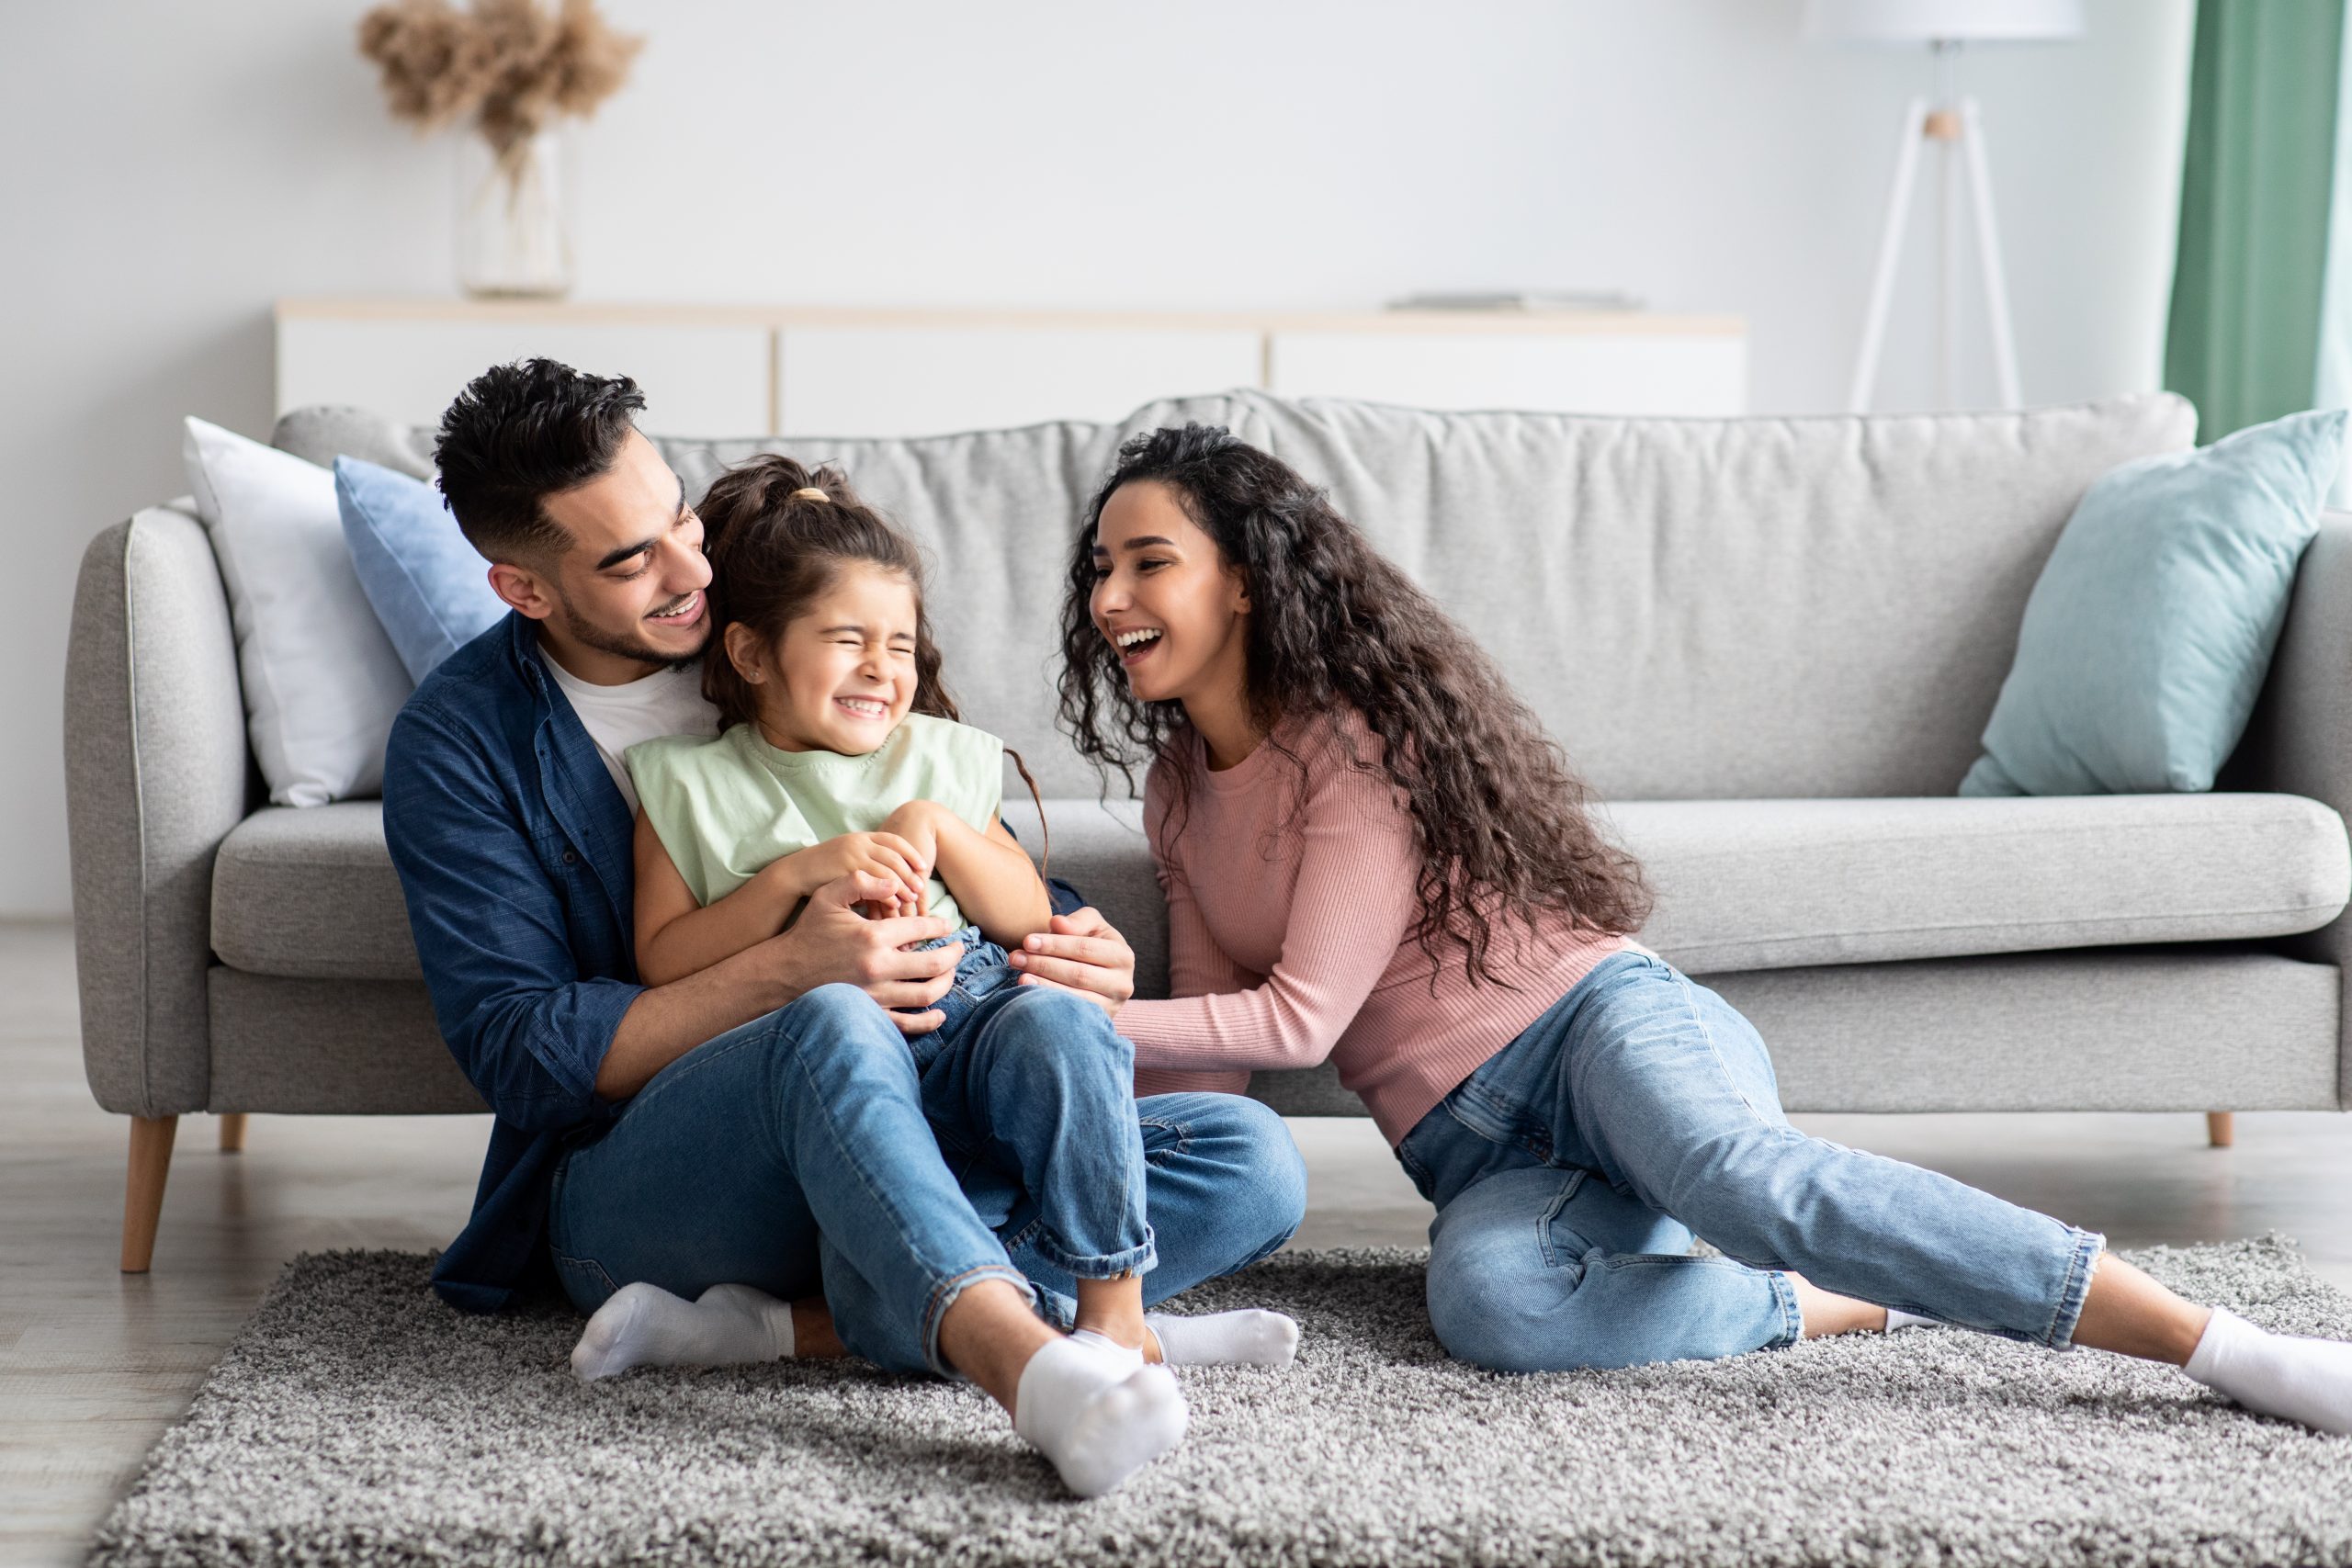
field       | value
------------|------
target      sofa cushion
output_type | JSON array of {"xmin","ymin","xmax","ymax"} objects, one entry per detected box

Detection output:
[
  {"xmin": 1211, "ymin": 391, "xmax": 2198, "ymax": 801},
  {"xmin": 335, "ymin": 456, "xmax": 506, "ymax": 683},
  {"xmin": 277, "ymin": 389, "xmax": 2196, "ymax": 802},
  {"xmin": 1608, "ymin": 792, "xmax": 2351, "ymax": 974},
  {"xmin": 212, "ymin": 791, "xmax": 2351, "ymax": 987},
  {"xmin": 208, "ymin": 795, "xmax": 1164, "ymax": 986},
  {"xmin": 1962, "ymin": 409, "xmax": 2347, "ymax": 797},
  {"xmin": 184, "ymin": 418, "xmax": 414, "ymax": 807},
  {"xmin": 213, "ymin": 803, "xmax": 422, "ymax": 980}
]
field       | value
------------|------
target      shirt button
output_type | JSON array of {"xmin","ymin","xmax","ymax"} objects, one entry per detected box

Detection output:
[{"xmin": 562, "ymin": 851, "xmax": 578, "ymax": 864}]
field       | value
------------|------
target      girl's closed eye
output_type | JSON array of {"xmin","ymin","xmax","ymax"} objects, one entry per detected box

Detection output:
[{"xmin": 722, "ymin": 565, "xmax": 926, "ymax": 757}]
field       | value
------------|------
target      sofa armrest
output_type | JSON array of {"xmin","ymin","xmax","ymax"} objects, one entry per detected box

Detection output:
[
  {"xmin": 2227, "ymin": 508, "xmax": 2352, "ymax": 1108},
  {"xmin": 66, "ymin": 507, "xmax": 251, "ymax": 1117}
]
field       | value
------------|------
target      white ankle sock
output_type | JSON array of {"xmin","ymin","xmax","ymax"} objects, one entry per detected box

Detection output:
[
  {"xmin": 1146, "ymin": 1309, "xmax": 1301, "ymax": 1367},
  {"xmin": 1883, "ymin": 1308, "xmax": 1939, "ymax": 1332},
  {"xmin": 1012, "ymin": 1335, "xmax": 1188, "ymax": 1497},
  {"xmin": 571, "ymin": 1281, "xmax": 796, "ymax": 1382},
  {"xmin": 2184, "ymin": 1306, "xmax": 2352, "ymax": 1435}
]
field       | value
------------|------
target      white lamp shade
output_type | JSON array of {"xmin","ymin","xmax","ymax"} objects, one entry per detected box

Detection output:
[{"xmin": 1805, "ymin": 0, "xmax": 2085, "ymax": 42}]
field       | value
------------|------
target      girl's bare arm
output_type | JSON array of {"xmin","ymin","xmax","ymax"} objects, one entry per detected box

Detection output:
[
  {"xmin": 634, "ymin": 812, "xmax": 806, "ymax": 986},
  {"xmin": 889, "ymin": 801, "xmax": 1051, "ymax": 947},
  {"xmin": 633, "ymin": 812, "xmax": 929, "ymax": 986}
]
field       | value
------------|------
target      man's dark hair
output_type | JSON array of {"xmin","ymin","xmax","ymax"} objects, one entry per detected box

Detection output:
[{"xmin": 433, "ymin": 358, "xmax": 647, "ymax": 563}]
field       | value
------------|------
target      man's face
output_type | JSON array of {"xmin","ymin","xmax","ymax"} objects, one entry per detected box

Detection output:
[{"xmin": 490, "ymin": 428, "xmax": 714, "ymax": 677}]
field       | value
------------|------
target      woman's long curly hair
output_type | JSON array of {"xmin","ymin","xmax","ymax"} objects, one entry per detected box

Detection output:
[{"xmin": 1056, "ymin": 423, "xmax": 1651, "ymax": 987}]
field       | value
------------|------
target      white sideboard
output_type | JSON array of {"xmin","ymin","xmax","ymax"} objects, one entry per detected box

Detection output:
[{"xmin": 276, "ymin": 299, "xmax": 1748, "ymax": 438}]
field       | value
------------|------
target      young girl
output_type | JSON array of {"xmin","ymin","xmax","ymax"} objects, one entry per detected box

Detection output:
[
  {"xmin": 588, "ymin": 455, "xmax": 1295, "ymax": 1497},
  {"xmin": 1038, "ymin": 421, "xmax": 2352, "ymax": 1436}
]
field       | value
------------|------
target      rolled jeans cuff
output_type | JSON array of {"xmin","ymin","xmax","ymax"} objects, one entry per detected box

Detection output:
[
  {"xmin": 2042, "ymin": 1226, "xmax": 2108, "ymax": 1352},
  {"xmin": 1023, "ymin": 1223, "xmax": 1158, "ymax": 1282},
  {"xmin": 1765, "ymin": 1269, "xmax": 1804, "ymax": 1349},
  {"xmin": 920, "ymin": 1262, "xmax": 1037, "ymax": 1380}
]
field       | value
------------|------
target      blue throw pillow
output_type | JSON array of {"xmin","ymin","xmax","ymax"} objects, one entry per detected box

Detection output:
[
  {"xmin": 335, "ymin": 456, "xmax": 506, "ymax": 684},
  {"xmin": 1961, "ymin": 409, "xmax": 2347, "ymax": 796}
]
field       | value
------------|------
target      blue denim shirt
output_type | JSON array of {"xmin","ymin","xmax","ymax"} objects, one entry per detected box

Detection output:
[
  {"xmin": 381, "ymin": 612, "xmax": 643, "ymax": 1313},
  {"xmin": 383, "ymin": 610, "xmax": 1080, "ymax": 1314}
]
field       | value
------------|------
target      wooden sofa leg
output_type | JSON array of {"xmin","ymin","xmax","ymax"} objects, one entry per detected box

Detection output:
[
  {"xmin": 219, "ymin": 1112, "xmax": 247, "ymax": 1154},
  {"xmin": 2206, "ymin": 1111, "xmax": 2235, "ymax": 1148},
  {"xmin": 122, "ymin": 1114, "xmax": 178, "ymax": 1272}
]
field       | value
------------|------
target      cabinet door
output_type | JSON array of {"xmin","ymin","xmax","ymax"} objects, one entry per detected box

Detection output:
[
  {"xmin": 1267, "ymin": 330, "xmax": 1747, "ymax": 416},
  {"xmin": 777, "ymin": 326, "xmax": 1263, "ymax": 437},
  {"xmin": 277, "ymin": 319, "xmax": 773, "ymax": 435}
]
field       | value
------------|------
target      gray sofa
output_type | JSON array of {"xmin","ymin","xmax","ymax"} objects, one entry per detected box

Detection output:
[{"xmin": 69, "ymin": 388, "xmax": 2352, "ymax": 1273}]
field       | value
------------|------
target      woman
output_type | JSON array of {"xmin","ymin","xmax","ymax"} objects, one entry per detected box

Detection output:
[{"xmin": 1013, "ymin": 421, "xmax": 2352, "ymax": 1431}]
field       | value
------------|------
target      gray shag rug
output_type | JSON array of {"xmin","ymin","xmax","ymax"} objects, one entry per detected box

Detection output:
[{"xmin": 87, "ymin": 1236, "xmax": 2352, "ymax": 1568}]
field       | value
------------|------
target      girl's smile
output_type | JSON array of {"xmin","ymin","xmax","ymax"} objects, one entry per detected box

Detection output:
[{"xmin": 725, "ymin": 561, "xmax": 921, "ymax": 754}]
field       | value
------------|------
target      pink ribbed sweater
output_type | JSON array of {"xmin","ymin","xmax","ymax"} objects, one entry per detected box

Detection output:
[{"xmin": 1118, "ymin": 715, "xmax": 1632, "ymax": 1147}]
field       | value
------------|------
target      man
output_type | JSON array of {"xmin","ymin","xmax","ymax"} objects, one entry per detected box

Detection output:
[{"xmin": 382, "ymin": 358, "xmax": 1305, "ymax": 1496}]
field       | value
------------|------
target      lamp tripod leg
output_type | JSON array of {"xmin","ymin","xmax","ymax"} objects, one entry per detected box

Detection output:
[
  {"xmin": 1961, "ymin": 97, "xmax": 2023, "ymax": 410},
  {"xmin": 1849, "ymin": 97, "xmax": 1931, "ymax": 414}
]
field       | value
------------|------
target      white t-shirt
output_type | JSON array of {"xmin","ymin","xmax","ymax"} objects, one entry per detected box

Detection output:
[{"xmin": 540, "ymin": 651, "xmax": 719, "ymax": 814}]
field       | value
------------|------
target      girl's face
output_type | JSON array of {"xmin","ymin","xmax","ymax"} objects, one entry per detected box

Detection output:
[
  {"xmin": 1089, "ymin": 480, "xmax": 1251, "ymax": 709},
  {"xmin": 726, "ymin": 561, "xmax": 921, "ymax": 754}
]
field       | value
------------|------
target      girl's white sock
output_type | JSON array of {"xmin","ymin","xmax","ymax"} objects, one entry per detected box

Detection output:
[
  {"xmin": 2184, "ymin": 1306, "xmax": 2352, "ymax": 1435},
  {"xmin": 1883, "ymin": 1308, "xmax": 1939, "ymax": 1332},
  {"xmin": 1013, "ymin": 1335, "xmax": 1189, "ymax": 1497},
  {"xmin": 571, "ymin": 1280, "xmax": 796, "ymax": 1382},
  {"xmin": 1147, "ymin": 1308, "xmax": 1302, "ymax": 1367}
]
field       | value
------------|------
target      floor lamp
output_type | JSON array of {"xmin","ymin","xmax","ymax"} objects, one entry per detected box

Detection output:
[{"xmin": 1807, "ymin": 0, "xmax": 2086, "ymax": 412}]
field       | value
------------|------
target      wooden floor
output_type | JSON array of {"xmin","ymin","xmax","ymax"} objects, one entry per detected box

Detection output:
[{"xmin": 6, "ymin": 917, "xmax": 2350, "ymax": 1565}]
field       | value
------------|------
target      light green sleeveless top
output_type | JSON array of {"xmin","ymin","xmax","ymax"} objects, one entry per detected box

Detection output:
[{"xmin": 624, "ymin": 712, "xmax": 1004, "ymax": 930}]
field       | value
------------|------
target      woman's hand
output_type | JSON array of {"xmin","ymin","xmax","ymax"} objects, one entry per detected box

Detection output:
[
  {"xmin": 1007, "ymin": 906, "xmax": 1137, "ymax": 1017},
  {"xmin": 779, "ymin": 830, "xmax": 928, "ymax": 916}
]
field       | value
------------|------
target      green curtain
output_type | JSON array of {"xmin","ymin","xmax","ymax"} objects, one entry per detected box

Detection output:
[{"xmin": 2165, "ymin": 0, "xmax": 2346, "ymax": 442}]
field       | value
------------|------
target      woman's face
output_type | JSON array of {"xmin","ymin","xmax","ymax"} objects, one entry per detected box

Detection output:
[{"xmin": 1088, "ymin": 480, "xmax": 1250, "ymax": 709}]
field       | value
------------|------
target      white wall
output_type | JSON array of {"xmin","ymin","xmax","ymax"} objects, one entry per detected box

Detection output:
[{"xmin": 0, "ymin": 0, "xmax": 2190, "ymax": 918}]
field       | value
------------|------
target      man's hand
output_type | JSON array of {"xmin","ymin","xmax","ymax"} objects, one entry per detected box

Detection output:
[
  {"xmin": 1006, "ymin": 906, "xmax": 1136, "ymax": 1017},
  {"xmin": 778, "ymin": 870, "xmax": 960, "ymax": 1034}
]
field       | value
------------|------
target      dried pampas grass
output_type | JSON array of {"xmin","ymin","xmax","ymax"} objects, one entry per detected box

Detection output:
[{"xmin": 358, "ymin": 0, "xmax": 640, "ymax": 172}]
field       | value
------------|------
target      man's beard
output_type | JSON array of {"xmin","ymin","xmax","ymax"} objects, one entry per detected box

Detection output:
[{"xmin": 555, "ymin": 586, "xmax": 707, "ymax": 672}]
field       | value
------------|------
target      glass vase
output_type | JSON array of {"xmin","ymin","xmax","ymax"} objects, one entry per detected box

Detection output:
[{"xmin": 455, "ymin": 128, "xmax": 573, "ymax": 299}]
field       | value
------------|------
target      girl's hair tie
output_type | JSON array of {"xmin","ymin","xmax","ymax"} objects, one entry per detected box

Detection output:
[{"xmin": 789, "ymin": 487, "xmax": 828, "ymax": 502}]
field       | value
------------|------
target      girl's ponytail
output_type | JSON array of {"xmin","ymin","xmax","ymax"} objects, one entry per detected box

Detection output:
[{"xmin": 693, "ymin": 456, "xmax": 958, "ymax": 729}]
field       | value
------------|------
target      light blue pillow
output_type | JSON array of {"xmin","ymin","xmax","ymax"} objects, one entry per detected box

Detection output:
[
  {"xmin": 1962, "ymin": 409, "xmax": 2347, "ymax": 796},
  {"xmin": 335, "ymin": 456, "xmax": 506, "ymax": 683}
]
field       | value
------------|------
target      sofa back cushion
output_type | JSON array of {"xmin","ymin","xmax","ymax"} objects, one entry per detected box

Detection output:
[
  {"xmin": 1208, "ymin": 390, "xmax": 2198, "ymax": 800},
  {"xmin": 277, "ymin": 389, "xmax": 2195, "ymax": 800}
]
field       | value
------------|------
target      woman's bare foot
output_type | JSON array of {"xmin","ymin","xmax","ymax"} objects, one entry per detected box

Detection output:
[{"xmin": 1788, "ymin": 1273, "xmax": 1891, "ymax": 1337}]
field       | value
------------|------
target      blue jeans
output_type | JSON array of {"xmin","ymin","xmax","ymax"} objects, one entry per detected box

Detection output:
[
  {"xmin": 548, "ymin": 939, "xmax": 1306, "ymax": 1376},
  {"xmin": 1398, "ymin": 950, "xmax": 2107, "ymax": 1372}
]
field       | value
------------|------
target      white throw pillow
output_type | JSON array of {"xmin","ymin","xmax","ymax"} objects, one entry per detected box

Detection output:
[{"xmin": 182, "ymin": 418, "xmax": 414, "ymax": 807}]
